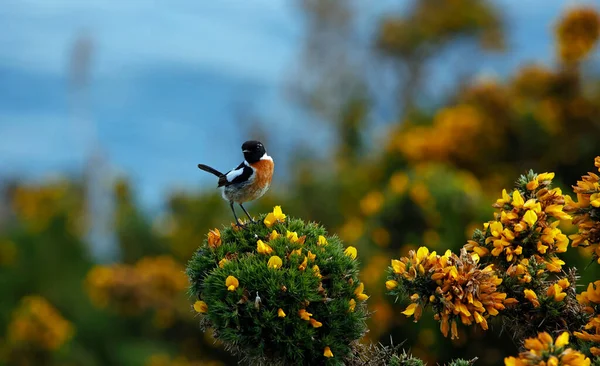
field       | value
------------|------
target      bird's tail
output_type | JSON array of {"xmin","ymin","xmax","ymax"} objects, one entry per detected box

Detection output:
[{"xmin": 197, "ymin": 164, "xmax": 224, "ymax": 177}]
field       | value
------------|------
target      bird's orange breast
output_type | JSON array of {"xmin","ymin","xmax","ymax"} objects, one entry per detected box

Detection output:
[{"xmin": 251, "ymin": 159, "xmax": 274, "ymax": 188}]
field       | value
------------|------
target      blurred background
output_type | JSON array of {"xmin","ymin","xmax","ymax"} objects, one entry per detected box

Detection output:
[{"xmin": 1, "ymin": 0, "xmax": 600, "ymax": 365}]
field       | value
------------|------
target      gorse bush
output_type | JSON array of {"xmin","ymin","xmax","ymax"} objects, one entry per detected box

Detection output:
[
  {"xmin": 186, "ymin": 208, "xmax": 369, "ymax": 365},
  {"xmin": 385, "ymin": 157, "xmax": 600, "ymax": 365},
  {"xmin": 187, "ymin": 157, "xmax": 600, "ymax": 365}
]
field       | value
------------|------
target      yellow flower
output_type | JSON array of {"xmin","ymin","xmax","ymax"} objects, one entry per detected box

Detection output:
[
  {"xmin": 312, "ymin": 265, "xmax": 322, "ymax": 279},
  {"xmin": 257, "ymin": 240, "xmax": 274, "ymax": 255},
  {"xmin": 267, "ymin": 256, "xmax": 283, "ymax": 269},
  {"xmin": 309, "ymin": 318, "xmax": 323, "ymax": 328},
  {"xmin": 391, "ymin": 259, "xmax": 406, "ymax": 274},
  {"xmin": 526, "ymin": 179, "xmax": 539, "ymax": 191},
  {"xmin": 512, "ymin": 190, "xmax": 525, "ymax": 208},
  {"xmin": 269, "ymin": 230, "xmax": 280, "ymax": 241},
  {"xmin": 591, "ymin": 193, "xmax": 600, "ymax": 207},
  {"xmin": 386, "ymin": 280, "xmax": 399, "ymax": 290},
  {"xmin": 545, "ymin": 204, "xmax": 571, "ymax": 220},
  {"xmin": 344, "ymin": 246, "xmax": 357, "ymax": 259},
  {"xmin": 194, "ymin": 300, "xmax": 208, "ymax": 313},
  {"xmin": 489, "ymin": 221, "xmax": 503, "ymax": 237},
  {"xmin": 317, "ymin": 235, "xmax": 328, "ymax": 246},
  {"xmin": 307, "ymin": 250, "xmax": 316, "ymax": 261},
  {"xmin": 278, "ymin": 308, "xmax": 286, "ymax": 318},
  {"xmin": 557, "ymin": 278, "xmax": 570, "ymax": 289},
  {"xmin": 298, "ymin": 309, "xmax": 312, "ymax": 321},
  {"xmin": 218, "ymin": 258, "xmax": 228, "ymax": 268},
  {"xmin": 348, "ymin": 299, "xmax": 356, "ymax": 312},
  {"xmin": 496, "ymin": 189, "xmax": 511, "ymax": 206},
  {"xmin": 286, "ymin": 231, "xmax": 299, "ymax": 243},
  {"xmin": 523, "ymin": 199, "xmax": 542, "ymax": 213},
  {"xmin": 555, "ymin": 332, "xmax": 569, "ymax": 348},
  {"xmin": 354, "ymin": 282, "xmax": 369, "ymax": 301},
  {"xmin": 537, "ymin": 172, "xmax": 555, "ymax": 182},
  {"xmin": 523, "ymin": 210, "xmax": 538, "ymax": 227},
  {"xmin": 226, "ymin": 276, "xmax": 239, "ymax": 292},
  {"xmin": 207, "ymin": 229, "xmax": 221, "ymax": 249},
  {"xmin": 323, "ymin": 346, "xmax": 333, "ymax": 358},
  {"xmin": 264, "ymin": 206, "xmax": 286, "ymax": 228},
  {"xmin": 524, "ymin": 289, "xmax": 540, "ymax": 307},
  {"xmin": 547, "ymin": 283, "xmax": 567, "ymax": 302},
  {"xmin": 545, "ymin": 256, "xmax": 565, "ymax": 272},
  {"xmin": 298, "ymin": 256, "xmax": 308, "ymax": 271},
  {"xmin": 290, "ymin": 248, "xmax": 302, "ymax": 257},
  {"xmin": 402, "ymin": 303, "xmax": 418, "ymax": 316}
]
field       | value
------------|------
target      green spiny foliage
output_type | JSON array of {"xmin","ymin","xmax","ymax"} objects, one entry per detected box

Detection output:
[
  {"xmin": 346, "ymin": 342, "xmax": 424, "ymax": 366},
  {"xmin": 186, "ymin": 209, "xmax": 369, "ymax": 365},
  {"xmin": 445, "ymin": 358, "xmax": 478, "ymax": 366}
]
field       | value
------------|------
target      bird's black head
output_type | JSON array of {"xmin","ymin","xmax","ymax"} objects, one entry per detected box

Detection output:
[{"xmin": 242, "ymin": 140, "xmax": 266, "ymax": 163}]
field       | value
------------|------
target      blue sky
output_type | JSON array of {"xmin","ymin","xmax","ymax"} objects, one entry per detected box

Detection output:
[{"xmin": 1, "ymin": 0, "xmax": 598, "ymax": 211}]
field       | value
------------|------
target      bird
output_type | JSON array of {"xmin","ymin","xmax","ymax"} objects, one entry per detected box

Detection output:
[{"xmin": 197, "ymin": 140, "xmax": 274, "ymax": 227}]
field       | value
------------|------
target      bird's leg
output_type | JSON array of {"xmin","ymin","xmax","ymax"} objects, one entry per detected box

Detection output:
[
  {"xmin": 230, "ymin": 201, "xmax": 245, "ymax": 227},
  {"xmin": 239, "ymin": 203, "xmax": 255, "ymax": 223}
]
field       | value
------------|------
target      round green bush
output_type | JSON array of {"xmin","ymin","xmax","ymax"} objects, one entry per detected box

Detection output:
[{"xmin": 186, "ymin": 207, "xmax": 369, "ymax": 365}]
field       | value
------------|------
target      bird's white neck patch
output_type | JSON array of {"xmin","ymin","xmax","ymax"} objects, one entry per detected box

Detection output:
[{"xmin": 260, "ymin": 153, "xmax": 273, "ymax": 161}]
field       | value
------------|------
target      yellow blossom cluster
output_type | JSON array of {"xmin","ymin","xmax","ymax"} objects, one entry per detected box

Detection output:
[
  {"xmin": 574, "ymin": 280, "xmax": 600, "ymax": 351},
  {"xmin": 86, "ymin": 255, "xmax": 188, "ymax": 321},
  {"xmin": 521, "ymin": 278, "xmax": 570, "ymax": 309},
  {"xmin": 564, "ymin": 157, "xmax": 600, "ymax": 263},
  {"xmin": 465, "ymin": 172, "xmax": 570, "ymax": 272},
  {"xmin": 504, "ymin": 332, "xmax": 590, "ymax": 366},
  {"xmin": 11, "ymin": 181, "xmax": 84, "ymax": 234},
  {"xmin": 389, "ymin": 247, "xmax": 515, "ymax": 339},
  {"xmin": 390, "ymin": 105, "xmax": 485, "ymax": 163},
  {"xmin": 6, "ymin": 295, "xmax": 74, "ymax": 351},
  {"xmin": 555, "ymin": 6, "xmax": 600, "ymax": 63}
]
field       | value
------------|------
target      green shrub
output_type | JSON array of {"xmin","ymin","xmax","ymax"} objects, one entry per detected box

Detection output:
[{"xmin": 186, "ymin": 207, "xmax": 369, "ymax": 365}]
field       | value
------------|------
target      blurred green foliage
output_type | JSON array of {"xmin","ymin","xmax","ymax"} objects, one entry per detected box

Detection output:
[{"xmin": 1, "ymin": 1, "xmax": 600, "ymax": 365}]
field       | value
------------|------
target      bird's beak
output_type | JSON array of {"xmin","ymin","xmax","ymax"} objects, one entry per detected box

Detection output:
[{"xmin": 242, "ymin": 150, "xmax": 250, "ymax": 153}]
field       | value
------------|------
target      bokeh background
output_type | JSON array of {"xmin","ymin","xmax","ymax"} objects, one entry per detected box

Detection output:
[{"xmin": 2, "ymin": 0, "xmax": 600, "ymax": 365}]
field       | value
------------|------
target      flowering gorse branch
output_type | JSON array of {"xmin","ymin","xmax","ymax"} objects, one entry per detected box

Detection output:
[{"xmin": 387, "ymin": 246, "xmax": 514, "ymax": 339}]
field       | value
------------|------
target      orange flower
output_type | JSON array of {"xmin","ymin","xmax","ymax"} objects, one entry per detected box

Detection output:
[
  {"xmin": 298, "ymin": 309, "xmax": 312, "ymax": 321},
  {"xmin": 207, "ymin": 229, "xmax": 221, "ymax": 249},
  {"xmin": 309, "ymin": 318, "xmax": 323, "ymax": 328}
]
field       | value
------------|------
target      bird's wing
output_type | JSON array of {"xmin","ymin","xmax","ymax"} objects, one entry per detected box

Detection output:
[{"xmin": 218, "ymin": 162, "xmax": 254, "ymax": 187}]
